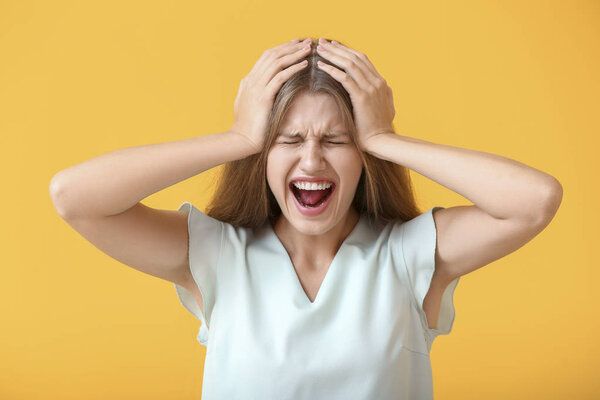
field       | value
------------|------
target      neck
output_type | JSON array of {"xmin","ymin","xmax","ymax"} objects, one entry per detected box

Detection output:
[{"xmin": 272, "ymin": 207, "xmax": 360, "ymax": 269}]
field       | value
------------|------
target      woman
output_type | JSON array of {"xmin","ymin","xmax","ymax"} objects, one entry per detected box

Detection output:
[{"xmin": 49, "ymin": 37, "xmax": 563, "ymax": 399}]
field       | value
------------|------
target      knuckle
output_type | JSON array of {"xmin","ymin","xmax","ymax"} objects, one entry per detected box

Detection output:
[
  {"xmin": 272, "ymin": 72, "xmax": 284, "ymax": 84},
  {"xmin": 275, "ymin": 57, "xmax": 288, "ymax": 69},
  {"xmin": 256, "ymin": 95, "xmax": 267, "ymax": 106},
  {"xmin": 356, "ymin": 92, "xmax": 367, "ymax": 103}
]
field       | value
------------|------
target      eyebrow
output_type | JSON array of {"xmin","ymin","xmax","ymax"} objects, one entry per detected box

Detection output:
[{"xmin": 278, "ymin": 131, "xmax": 348, "ymax": 138}]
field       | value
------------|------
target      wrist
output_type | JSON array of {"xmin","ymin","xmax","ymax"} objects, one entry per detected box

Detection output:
[
  {"xmin": 361, "ymin": 131, "xmax": 396, "ymax": 154},
  {"xmin": 227, "ymin": 129, "xmax": 262, "ymax": 156}
]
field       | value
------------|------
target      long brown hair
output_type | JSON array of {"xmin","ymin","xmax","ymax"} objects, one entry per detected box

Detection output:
[{"xmin": 206, "ymin": 37, "xmax": 422, "ymax": 229}]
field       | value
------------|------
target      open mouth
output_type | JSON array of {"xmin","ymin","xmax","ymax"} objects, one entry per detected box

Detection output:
[{"xmin": 289, "ymin": 182, "xmax": 335, "ymax": 209}]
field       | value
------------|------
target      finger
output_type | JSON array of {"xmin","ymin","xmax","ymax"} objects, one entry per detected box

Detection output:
[
  {"xmin": 329, "ymin": 39, "xmax": 381, "ymax": 78},
  {"xmin": 316, "ymin": 43, "xmax": 372, "ymax": 90},
  {"xmin": 250, "ymin": 38, "xmax": 309, "ymax": 78},
  {"xmin": 322, "ymin": 39, "xmax": 391, "ymax": 96},
  {"xmin": 318, "ymin": 39, "xmax": 378, "ymax": 86},
  {"xmin": 249, "ymin": 38, "xmax": 301, "ymax": 76},
  {"xmin": 264, "ymin": 59, "xmax": 309, "ymax": 100},
  {"xmin": 387, "ymin": 87, "xmax": 395, "ymax": 117},
  {"xmin": 258, "ymin": 42, "xmax": 311, "ymax": 87},
  {"xmin": 316, "ymin": 60, "xmax": 361, "ymax": 99}
]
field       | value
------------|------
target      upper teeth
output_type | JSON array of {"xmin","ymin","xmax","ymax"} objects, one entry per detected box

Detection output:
[{"xmin": 293, "ymin": 181, "xmax": 333, "ymax": 190}]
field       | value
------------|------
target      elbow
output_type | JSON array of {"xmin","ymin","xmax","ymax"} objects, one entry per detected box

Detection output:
[
  {"xmin": 533, "ymin": 177, "xmax": 563, "ymax": 226},
  {"xmin": 49, "ymin": 172, "xmax": 73, "ymax": 220}
]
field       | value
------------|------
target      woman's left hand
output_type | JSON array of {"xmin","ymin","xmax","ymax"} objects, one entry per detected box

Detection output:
[{"xmin": 316, "ymin": 38, "xmax": 396, "ymax": 152}]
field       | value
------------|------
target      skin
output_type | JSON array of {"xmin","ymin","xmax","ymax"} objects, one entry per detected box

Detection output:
[
  {"xmin": 315, "ymin": 37, "xmax": 562, "ymax": 329},
  {"xmin": 266, "ymin": 91, "xmax": 363, "ymax": 271},
  {"xmin": 49, "ymin": 37, "xmax": 562, "ymax": 329}
]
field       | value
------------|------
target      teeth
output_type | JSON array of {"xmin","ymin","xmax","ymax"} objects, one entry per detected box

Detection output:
[{"xmin": 292, "ymin": 181, "xmax": 333, "ymax": 190}]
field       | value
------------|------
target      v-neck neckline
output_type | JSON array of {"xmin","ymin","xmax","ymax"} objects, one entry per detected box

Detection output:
[{"xmin": 266, "ymin": 214, "xmax": 364, "ymax": 306}]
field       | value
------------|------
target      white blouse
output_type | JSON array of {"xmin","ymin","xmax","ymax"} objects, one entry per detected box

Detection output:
[{"xmin": 174, "ymin": 201, "xmax": 460, "ymax": 399}]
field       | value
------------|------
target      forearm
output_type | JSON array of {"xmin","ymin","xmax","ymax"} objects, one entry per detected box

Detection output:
[
  {"xmin": 49, "ymin": 130, "xmax": 258, "ymax": 219},
  {"xmin": 365, "ymin": 133, "xmax": 562, "ymax": 222}
]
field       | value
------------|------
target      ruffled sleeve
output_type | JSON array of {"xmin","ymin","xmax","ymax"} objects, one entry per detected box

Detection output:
[
  {"xmin": 173, "ymin": 201, "xmax": 223, "ymax": 346},
  {"xmin": 399, "ymin": 206, "xmax": 460, "ymax": 345}
]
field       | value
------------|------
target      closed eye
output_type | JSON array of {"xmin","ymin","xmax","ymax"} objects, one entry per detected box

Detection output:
[{"xmin": 279, "ymin": 141, "xmax": 347, "ymax": 145}]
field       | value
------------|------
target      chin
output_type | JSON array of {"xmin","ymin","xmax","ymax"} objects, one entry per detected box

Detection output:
[{"xmin": 291, "ymin": 222, "xmax": 333, "ymax": 237}]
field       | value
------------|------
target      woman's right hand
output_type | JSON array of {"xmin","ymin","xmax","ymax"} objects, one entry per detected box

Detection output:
[{"xmin": 230, "ymin": 38, "xmax": 312, "ymax": 154}]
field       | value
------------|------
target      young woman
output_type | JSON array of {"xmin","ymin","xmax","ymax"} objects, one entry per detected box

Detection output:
[{"xmin": 49, "ymin": 37, "xmax": 562, "ymax": 399}]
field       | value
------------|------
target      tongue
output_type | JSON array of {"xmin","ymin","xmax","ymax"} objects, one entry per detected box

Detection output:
[{"xmin": 298, "ymin": 188, "xmax": 331, "ymax": 206}]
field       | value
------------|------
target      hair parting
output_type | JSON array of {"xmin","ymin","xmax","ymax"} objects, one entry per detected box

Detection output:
[{"xmin": 205, "ymin": 37, "xmax": 422, "ymax": 229}]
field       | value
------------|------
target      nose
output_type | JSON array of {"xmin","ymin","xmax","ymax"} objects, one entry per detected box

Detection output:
[{"xmin": 298, "ymin": 139, "xmax": 327, "ymax": 173}]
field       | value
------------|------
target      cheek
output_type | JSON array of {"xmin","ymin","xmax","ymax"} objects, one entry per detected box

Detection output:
[
  {"xmin": 266, "ymin": 152, "xmax": 291, "ymax": 196},
  {"xmin": 267, "ymin": 148, "xmax": 288, "ymax": 165},
  {"xmin": 336, "ymin": 151, "xmax": 363, "ymax": 174}
]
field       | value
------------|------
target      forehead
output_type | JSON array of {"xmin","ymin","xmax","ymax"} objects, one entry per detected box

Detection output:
[{"xmin": 279, "ymin": 92, "xmax": 346, "ymax": 133}]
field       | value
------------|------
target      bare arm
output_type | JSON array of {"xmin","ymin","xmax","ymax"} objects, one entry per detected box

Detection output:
[
  {"xmin": 49, "ymin": 131, "xmax": 257, "ymax": 219},
  {"xmin": 48, "ymin": 39, "xmax": 311, "ymax": 316},
  {"xmin": 47, "ymin": 130, "xmax": 258, "ymax": 306},
  {"xmin": 50, "ymin": 36, "xmax": 311, "ymax": 220},
  {"xmin": 315, "ymin": 38, "xmax": 562, "ymax": 331}
]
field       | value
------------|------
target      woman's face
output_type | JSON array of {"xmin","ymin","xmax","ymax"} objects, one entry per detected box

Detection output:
[{"xmin": 266, "ymin": 92, "xmax": 363, "ymax": 235}]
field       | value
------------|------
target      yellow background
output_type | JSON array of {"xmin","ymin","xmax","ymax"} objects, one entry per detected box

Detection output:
[{"xmin": 1, "ymin": 0, "xmax": 598, "ymax": 398}]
